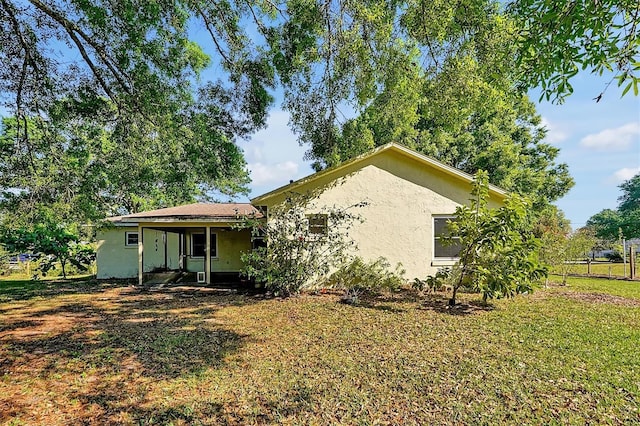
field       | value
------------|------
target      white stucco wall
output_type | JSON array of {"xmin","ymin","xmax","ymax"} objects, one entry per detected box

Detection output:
[{"xmin": 261, "ymin": 150, "xmax": 504, "ymax": 280}]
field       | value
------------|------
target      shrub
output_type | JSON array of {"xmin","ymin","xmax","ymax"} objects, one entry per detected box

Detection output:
[
  {"xmin": 325, "ymin": 256, "xmax": 405, "ymax": 305},
  {"xmin": 605, "ymin": 251, "xmax": 623, "ymax": 262},
  {"xmin": 413, "ymin": 267, "xmax": 456, "ymax": 293},
  {"xmin": 442, "ymin": 171, "xmax": 546, "ymax": 305},
  {"xmin": 241, "ymin": 188, "xmax": 365, "ymax": 296}
]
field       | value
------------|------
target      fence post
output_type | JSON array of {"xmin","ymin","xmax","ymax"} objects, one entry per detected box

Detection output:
[
  {"xmin": 587, "ymin": 259, "xmax": 591, "ymax": 275},
  {"xmin": 630, "ymin": 245, "xmax": 636, "ymax": 280},
  {"xmin": 609, "ymin": 265, "xmax": 612, "ymax": 279}
]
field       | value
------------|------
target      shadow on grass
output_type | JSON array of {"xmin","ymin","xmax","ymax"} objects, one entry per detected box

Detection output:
[
  {"xmin": 0, "ymin": 284, "xmax": 261, "ymax": 378},
  {"xmin": 0, "ymin": 281, "xmax": 273, "ymax": 422},
  {"xmin": 416, "ymin": 294, "xmax": 496, "ymax": 316},
  {"xmin": 0, "ymin": 276, "xmax": 135, "ymax": 302},
  {"xmin": 346, "ymin": 289, "xmax": 494, "ymax": 316}
]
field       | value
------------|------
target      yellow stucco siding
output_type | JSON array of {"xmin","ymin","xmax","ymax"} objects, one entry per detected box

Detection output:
[
  {"xmin": 183, "ymin": 228, "xmax": 252, "ymax": 273},
  {"xmin": 261, "ymin": 151, "xmax": 504, "ymax": 280},
  {"xmin": 213, "ymin": 229, "xmax": 252, "ymax": 272},
  {"xmin": 96, "ymin": 228, "xmax": 139, "ymax": 279},
  {"xmin": 96, "ymin": 224, "xmax": 252, "ymax": 279}
]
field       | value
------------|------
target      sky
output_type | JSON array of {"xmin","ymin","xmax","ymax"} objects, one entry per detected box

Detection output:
[{"xmin": 236, "ymin": 72, "xmax": 640, "ymax": 230}]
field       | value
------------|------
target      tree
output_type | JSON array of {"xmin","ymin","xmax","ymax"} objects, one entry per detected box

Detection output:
[
  {"xmin": 0, "ymin": 0, "xmax": 275, "ymax": 120},
  {"xmin": 587, "ymin": 173, "xmax": 640, "ymax": 240},
  {"xmin": 553, "ymin": 228, "xmax": 598, "ymax": 285},
  {"xmin": 0, "ymin": 223, "xmax": 95, "ymax": 278},
  {"xmin": 508, "ymin": 0, "xmax": 640, "ymax": 103},
  {"xmin": 438, "ymin": 171, "xmax": 546, "ymax": 305},
  {"xmin": 240, "ymin": 188, "xmax": 366, "ymax": 296},
  {"xmin": 618, "ymin": 173, "xmax": 640, "ymax": 213},
  {"xmin": 587, "ymin": 209, "xmax": 624, "ymax": 241},
  {"xmin": 0, "ymin": 86, "xmax": 253, "ymax": 226},
  {"xmin": 277, "ymin": 0, "xmax": 573, "ymax": 208},
  {"xmin": 534, "ymin": 205, "xmax": 571, "ymax": 286},
  {"xmin": 0, "ymin": 0, "xmax": 276, "ymax": 225}
]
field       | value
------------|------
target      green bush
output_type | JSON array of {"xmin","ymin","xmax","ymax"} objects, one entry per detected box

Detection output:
[
  {"xmin": 441, "ymin": 171, "xmax": 546, "ymax": 305},
  {"xmin": 241, "ymin": 189, "xmax": 365, "ymax": 297},
  {"xmin": 325, "ymin": 257, "xmax": 405, "ymax": 305},
  {"xmin": 413, "ymin": 267, "xmax": 456, "ymax": 293}
]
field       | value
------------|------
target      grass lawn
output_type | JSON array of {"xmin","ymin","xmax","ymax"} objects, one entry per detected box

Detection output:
[
  {"xmin": 554, "ymin": 262, "xmax": 630, "ymax": 278},
  {"xmin": 1, "ymin": 276, "xmax": 639, "ymax": 425}
]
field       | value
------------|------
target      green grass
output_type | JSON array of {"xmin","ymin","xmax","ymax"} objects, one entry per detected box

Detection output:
[
  {"xmin": 552, "ymin": 261, "xmax": 636, "ymax": 278},
  {"xmin": 553, "ymin": 275, "xmax": 640, "ymax": 299},
  {"xmin": 0, "ymin": 276, "xmax": 638, "ymax": 424}
]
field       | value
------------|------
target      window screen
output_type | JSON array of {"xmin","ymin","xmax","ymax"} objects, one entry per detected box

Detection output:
[{"xmin": 433, "ymin": 217, "xmax": 461, "ymax": 259}]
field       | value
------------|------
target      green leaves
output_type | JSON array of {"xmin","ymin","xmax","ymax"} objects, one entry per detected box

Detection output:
[
  {"xmin": 0, "ymin": 222, "xmax": 95, "ymax": 278},
  {"xmin": 281, "ymin": 1, "xmax": 573, "ymax": 207},
  {"xmin": 510, "ymin": 0, "xmax": 640, "ymax": 103},
  {"xmin": 587, "ymin": 173, "xmax": 640, "ymax": 240},
  {"xmin": 438, "ymin": 171, "xmax": 546, "ymax": 304},
  {"xmin": 240, "ymin": 188, "xmax": 366, "ymax": 296}
]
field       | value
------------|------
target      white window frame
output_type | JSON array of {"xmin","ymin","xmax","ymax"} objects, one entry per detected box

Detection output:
[
  {"xmin": 190, "ymin": 231, "xmax": 218, "ymax": 259},
  {"xmin": 125, "ymin": 231, "xmax": 139, "ymax": 247},
  {"xmin": 433, "ymin": 215, "xmax": 461, "ymax": 261}
]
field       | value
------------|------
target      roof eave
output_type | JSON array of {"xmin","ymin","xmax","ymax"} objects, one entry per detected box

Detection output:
[
  {"xmin": 119, "ymin": 216, "xmax": 258, "ymax": 223},
  {"xmin": 251, "ymin": 143, "xmax": 509, "ymax": 203}
]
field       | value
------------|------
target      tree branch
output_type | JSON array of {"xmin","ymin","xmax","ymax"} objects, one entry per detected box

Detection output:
[
  {"xmin": 0, "ymin": 0, "xmax": 42, "ymax": 75},
  {"xmin": 27, "ymin": 0, "xmax": 132, "ymax": 96},
  {"xmin": 193, "ymin": 4, "xmax": 233, "ymax": 68}
]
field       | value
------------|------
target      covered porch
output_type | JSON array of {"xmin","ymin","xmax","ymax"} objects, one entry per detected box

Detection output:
[{"xmin": 116, "ymin": 203, "xmax": 263, "ymax": 285}]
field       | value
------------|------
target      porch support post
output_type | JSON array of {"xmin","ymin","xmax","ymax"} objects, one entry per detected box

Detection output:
[
  {"xmin": 138, "ymin": 225, "xmax": 144, "ymax": 286},
  {"xmin": 205, "ymin": 225, "xmax": 211, "ymax": 284}
]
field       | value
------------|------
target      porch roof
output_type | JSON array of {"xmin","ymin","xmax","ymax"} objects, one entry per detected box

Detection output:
[{"xmin": 114, "ymin": 203, "xmax": 262, "ymax": 223}]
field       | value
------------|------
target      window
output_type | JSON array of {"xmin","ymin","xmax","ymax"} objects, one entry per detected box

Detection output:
[
  {"xmin": 125, "ymin": 231, "xmax": 139, "ymax": 247},
  {"xmin": 433, "ymin": 216, "xmax": 462, "ymax": 259},
  {"xmin": 251, "ymin": 227, "xmax": 267, "ymax": 250},
  {"xmin": 307, "ymin": 214, "xmax": 328, "ymax": 235},
  {"xmin": 191, "ymin": 232, "xmax": 217, "ymax": 258}
]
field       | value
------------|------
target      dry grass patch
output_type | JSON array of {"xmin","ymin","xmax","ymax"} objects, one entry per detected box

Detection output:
[{"xmin": 1, "ymin": 277, "xmax": 639, "ymax": 425}]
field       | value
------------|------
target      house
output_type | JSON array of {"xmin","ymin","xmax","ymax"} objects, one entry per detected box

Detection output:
[
  {"xmin": 96, "ymin": 203, "xmax": 261, "ymax": 283},
  {"xmin": 96, "ymin": 143, "xmax": 507, "ymax": 284}
]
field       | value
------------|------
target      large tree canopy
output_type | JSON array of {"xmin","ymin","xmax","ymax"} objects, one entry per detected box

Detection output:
[
  {"xmin": 2, "ymin": 0, "xmax": 635, "ymax": 226},
  {"xmin": 0, "ymin": 0, "xmax": 278, "ymax": 224},
  {"xmin": 277, "ymin": 0, "xmax": 573, "ymax": 206},
  {"xmin": 0, "ymin": 0, "xmax": 275, "ymax": 119},
  {"xmin": 0, "ymin": 86, "xmax": 252, "ymax": 226}
]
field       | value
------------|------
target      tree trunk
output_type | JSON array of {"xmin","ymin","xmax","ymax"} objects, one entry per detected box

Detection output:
[
  {"xmin": 449, "ymin": 284, "xmax": 459, "ymax": 306},
  {"xmin": 61, "ymin": 259, "xmax": 67, "ymax": 279}
]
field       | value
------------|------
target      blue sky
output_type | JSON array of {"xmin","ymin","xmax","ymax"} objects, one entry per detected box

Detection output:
[{"xmin": 237, "ymin": 72, "xmax": 640, "ymax": 229}]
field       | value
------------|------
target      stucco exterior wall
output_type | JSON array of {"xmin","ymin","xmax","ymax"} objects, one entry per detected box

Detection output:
[
  {"xmin": 97, "ymin": 225, "xmax": 251, "ymax": 279},
  {"xmin": 213, "ymin": 229, "xmax": 252, "ymax": 272},
  {"xmin": 142, "ymin": 229, "xmax": 180, "ymax": 272},
  {"xmin": 184, "ymin": 229, "xmax": 252, "ymax": 273},
  {"xmin": 261, "ymin": 151, "xmax": 504, "ymax": 280},
  {"xmin": 96, "ymin": 227, "xmax": 139, "ymax": 279}
]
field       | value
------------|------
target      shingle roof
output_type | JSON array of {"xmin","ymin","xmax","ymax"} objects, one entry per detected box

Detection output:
[{"xmin": 116, "ymin": 203, "xmax": 261, "ymax": 222}]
